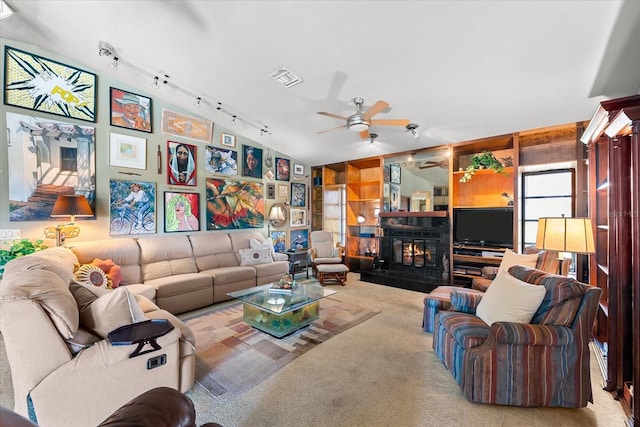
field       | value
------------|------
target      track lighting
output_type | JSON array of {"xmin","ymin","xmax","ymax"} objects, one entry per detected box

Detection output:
[
  {"xmin": 109, "ymin": 57, "xmax": 119, "ymax": 70},
  {"xmin": 231, "ymin": 115, "xmax": 237, "ymax": 124},
  {"xmin": 194, "ymin": 97, "xmax": 202, "ymax": 108},
  {"xmin": 369, "ymin": 133, "xmax": 378, "ymax": 144},
  {"xmin": 406, "ymin": 123, "xmax": 419, "ymax": 139}
]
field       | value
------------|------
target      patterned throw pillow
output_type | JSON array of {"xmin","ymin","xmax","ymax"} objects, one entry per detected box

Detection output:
[
  {"xmin": 239, "ymin": 248, "xmax": 273, "ymax": 265},
  {"xmin": 74, "ymin": 264, "xmax": 109, "ymax": 289},
  {"xmin": 249, "ymin": 237, "xmax": 277, "ymax": 261}
]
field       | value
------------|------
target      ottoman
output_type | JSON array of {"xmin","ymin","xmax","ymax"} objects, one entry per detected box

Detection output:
[
  {"xmin": 422, "ymin": 286, "xmax": 484, "ymax": 333},
  {"xmin": 316, "ymin": 264, "xmax": 349, "ymax": 286}
]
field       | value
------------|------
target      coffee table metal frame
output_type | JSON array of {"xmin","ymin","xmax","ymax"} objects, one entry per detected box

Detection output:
[{"xmin": 227, "ymin": 283, "xmax": 336, "ymax": 338}]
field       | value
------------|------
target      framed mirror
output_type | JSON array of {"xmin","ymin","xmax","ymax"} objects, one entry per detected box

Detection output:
[{"xmin": 268, "ymin": 203, "xmax": 288, "ymax": 227}]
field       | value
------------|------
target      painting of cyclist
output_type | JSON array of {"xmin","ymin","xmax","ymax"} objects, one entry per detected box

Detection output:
[{"xmin": 118, "ymin": 183, "xmax": 150, "ymax": 229}]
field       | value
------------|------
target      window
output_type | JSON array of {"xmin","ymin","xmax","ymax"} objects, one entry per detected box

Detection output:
[{"xmin": 323, "ymin": 185, "xmax": 346, "ymax": 247}]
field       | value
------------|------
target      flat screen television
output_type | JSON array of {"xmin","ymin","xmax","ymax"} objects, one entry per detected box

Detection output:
[{"xmin": 453, "ymin": 207, "xmax": 513, "ymax": 248}]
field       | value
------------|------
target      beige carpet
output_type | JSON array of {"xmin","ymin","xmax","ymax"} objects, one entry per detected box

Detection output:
[
  {"xmin": 0, "ymin": 274, "xmax": 629, "ymax": 426},
  {"xmin": 184, "ymin": 294, "xmax": 379, "ymax": 401}
]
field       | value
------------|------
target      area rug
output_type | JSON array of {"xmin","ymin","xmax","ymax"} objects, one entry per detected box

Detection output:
[{"xmin": 184, "ymin": 292, "xmax": 380, "ymax": 401}]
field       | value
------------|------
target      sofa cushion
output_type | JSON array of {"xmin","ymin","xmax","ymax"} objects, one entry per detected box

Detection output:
[
  {"xmin": 508, "ymin": 265, "xmax": 587, "ymax": 326},
  {"xmin": 189, "ymin": 233, "xmax": 238, "ymax": 271},
  {"xmin": 497, "ymin": 249, "xmax": 538, "ymax": 273},
  {"xmin": 200, "ymin": 266, "xmax": 256, "ymax": 286},
  {"xmin": 475, "ymin": 271, "xmax": 546, "ymax": 326},
  {"xmin": 438, "ymin": 311, "xmax": 490, "ymax": 349},
  {"xmin": 78, "ymin": 286, "xmax": 147, "ymax": 338},
  {"xmin": 67, "ymin": 239, "xmax": 142, "ymax": 285},
  {"xmin": 137, "ymin": 236, "xmax": 198, "ymax": 282},
  {"xmin": 239, "ymin": 248, "xmax": 272, "ymax": 265}
]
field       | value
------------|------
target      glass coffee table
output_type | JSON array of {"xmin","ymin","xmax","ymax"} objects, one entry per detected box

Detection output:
[{"xmin": 227, "ymin": 283, "xmax": 336, "ymax": 338}]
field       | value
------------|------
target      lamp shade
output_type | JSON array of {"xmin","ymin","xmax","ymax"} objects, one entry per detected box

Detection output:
[
  {"xmin": 50, "ymin": 195, "xmax": 94, "ymax": 220},
  {"xmin": 536, "ymin": 217, "xmax": 595, "ymax": 254},
  {"xmin": 268, "ymin": 204, "xmax": 285, "ymax": 221}
]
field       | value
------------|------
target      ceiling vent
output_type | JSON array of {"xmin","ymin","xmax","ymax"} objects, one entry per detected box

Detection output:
[{"xmin": 269, "ymin": 67, "xmax": 303, "ymax": 88}]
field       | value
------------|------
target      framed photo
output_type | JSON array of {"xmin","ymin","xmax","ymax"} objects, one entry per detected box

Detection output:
[
  {"xmin": 266, "ymin": 183, "xmax": 276, "ymax": 199},
  {"xmin": 291, "ymin": 182, "xmax": 306, "ymax": 207},
  {"xmin": 271, "ymin": 231, "xmax": 286, "ymax": 252},
  {"xmin": 290, "ymin": 208, "xmax": 306, "ymax": 228},
  {"xmin": 289, "ymin": 228, "xmax": 309, "ymax": 249},
  {"xmin": 390, "ymin": 164, "xmax": 401, "ymax": 184},
  {"xmin": 167, "ymin": 141, "xmax": 197, "ymax": 186},
  {"xmin": 205, "ymin": 145, "xmax": 237, "ymax": 176},
  {"xmin": 242, "ymin": 144, "xmax": 263, "ymax": 178},
  {"xmin": 293, "ymin": 163, "xmax": 304, "ymax": 176},
  {"xmin": 164, "ymin": 192, "xmax": 200, "ymax": 232},
  {"xmin": 275, "ymin": 157, "xmax": 290, "ymax": 181},
  {"xmin": 110, "ymin": 133, "xmax": 147, "ymax": 170},
  {"xmin": 277, "ymin": 184, "xmax": 288, "ymax": 200},
  {"xmin": 6, "ymin": 112, "xmax": 96, "ymax": 221},
  {"xmin": 221, "ymin": 132, "xmax": 236, "ymax": 148},
  {"xmin": 161, "ymin": 109, "xmax": 213, "ymax": 143},
  {"xmin": 205, "ymin": 178, "xmax": 264, "ymax": 230},
  {"xmin": 264, "ymin": 170, "xmax": 275, "ymax": 181},
  {"xmin": 109, "ymin": 179, "xmax": 156, "ymax": 235},
  {"xmin": 4, "ymin": 46, "xmax": 96, "ymax": 122},
  {"xmin": 110, "ymin": 87, "xmax": 152, "ymax": 133},
  {"xmin": 383, "ymin": 165, "xmax": 391, "ymax": 183}
]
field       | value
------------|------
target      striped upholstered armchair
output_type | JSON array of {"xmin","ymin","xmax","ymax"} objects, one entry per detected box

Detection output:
[{"xmin": 433, "ymin": 265, "xmax": 601, "ymax": 408}]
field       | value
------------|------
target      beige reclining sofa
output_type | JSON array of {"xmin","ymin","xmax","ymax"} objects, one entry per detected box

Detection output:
[{"xmin": 0, "ymin": 231, "xmax": 288, "ymax": 426}]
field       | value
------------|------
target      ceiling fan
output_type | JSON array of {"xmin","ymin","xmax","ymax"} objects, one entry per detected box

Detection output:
[{"xmin": 317, "ymin": 97, "xmax": 410, "ymax": 139}]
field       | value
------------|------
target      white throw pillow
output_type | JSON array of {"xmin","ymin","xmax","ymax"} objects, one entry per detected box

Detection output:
[
  {"xmin": 79, "ymin": 286, "xmax": 147, "ymax": 338},
  {"xmin": 239, "ymin": 248, "xmax": 273, "ymax": 265},
  {"xmin": 475, "ymin": 271, "xmax": 546, "ymax": 326},
  {"xmin": 250, "ymin": 237, "xmax": 277, "ymax": 261},
  {"xmin": 497, "ymin": 249, "xmax": 538, "ymax": 273}
]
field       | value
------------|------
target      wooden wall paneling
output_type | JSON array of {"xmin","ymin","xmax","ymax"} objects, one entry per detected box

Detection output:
[{"xmin": 631, "ymin": 122, "xmax": 640, "ymax": 427}]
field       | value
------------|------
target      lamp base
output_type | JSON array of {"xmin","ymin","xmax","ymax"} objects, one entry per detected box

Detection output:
[{"xmin": 43, "ymin": 224, "xmax": 80, "ymax": 247}]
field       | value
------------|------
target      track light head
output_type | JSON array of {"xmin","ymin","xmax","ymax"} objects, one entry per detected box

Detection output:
[
  {"xmin": 98, "ymin": 41, "xmax": 116, "ymax": 57},
  {"xmin": 406, "ymin": 123, "xmax": 420, "ymax": 138}
]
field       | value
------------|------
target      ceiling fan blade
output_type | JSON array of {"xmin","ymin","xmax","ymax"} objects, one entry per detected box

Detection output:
[
  {"xmin": 359, "ymin": 129, "xmax": 370, "ymax": 139},
  {"xmin": 363, "ymin": 100, "xmax": 389, "ymax": 120},
  {"xmin": 317, "ymin": 124, "xmax": 347, "ymax": 134},
  {"xmin": 317, "ymin": 111, "xmax": 348, "ymax": 121},
  {"xmin": 371, "ymin": 119, "xmax": 411, "ymax": 127}
]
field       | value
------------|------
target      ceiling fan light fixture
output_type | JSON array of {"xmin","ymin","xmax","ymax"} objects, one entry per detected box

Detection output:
[{"xmin": 347, "ymin": 114, "xmax": 370, "ymax": 132}]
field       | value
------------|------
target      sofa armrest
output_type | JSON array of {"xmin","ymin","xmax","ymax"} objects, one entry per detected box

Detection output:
[
  {"xmin": 274, "ymin": 252, "xmax": 289, "ymax": 262},
  {"xmin": 492, "ymin": 322, "xmax": 574, "ymax": 346},
  {"xmin": 450, "ymin": 291, "xmax": 483, "ymax": 314}
]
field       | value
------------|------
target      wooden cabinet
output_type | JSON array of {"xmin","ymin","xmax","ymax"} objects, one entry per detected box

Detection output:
[
  {"xmin": 311, "ymin": 166, "xmax": 323, "ymax": 231},
  {"xmin": 345, "ymin": 157, "xmax": 382, "ymax": 271}
]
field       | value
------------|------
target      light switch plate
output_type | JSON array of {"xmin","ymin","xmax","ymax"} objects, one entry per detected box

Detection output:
[{"xmin": 0, "ymin": 229, "xmax": 21, "ymax": 240}]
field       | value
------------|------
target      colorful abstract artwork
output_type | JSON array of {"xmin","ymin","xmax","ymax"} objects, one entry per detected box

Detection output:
[
  {"xmin": 205, "ymin": 178, "xmax": 264, "ymax": 230},
  {"xmin": 161, "ymin": 109, "xmax": 213, "ymax": 142},
  {"xmin": 164, "ymin": 192, "xmax": 200, "ymax": 232}
]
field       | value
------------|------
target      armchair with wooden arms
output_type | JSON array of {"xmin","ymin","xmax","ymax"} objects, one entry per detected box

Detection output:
[{"xmin": 308, "ymin": 231, "xmax": 345, "ymax": 277}]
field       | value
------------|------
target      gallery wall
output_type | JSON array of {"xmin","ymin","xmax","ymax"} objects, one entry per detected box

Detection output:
[{"xmin": 0, "ymin": 38, "xmax": 309, "ymax": 247}]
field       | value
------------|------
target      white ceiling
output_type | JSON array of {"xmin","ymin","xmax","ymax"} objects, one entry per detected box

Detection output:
[{"xmin": 1, "ymin": 0, "xmax": 639, "ymax": 167}]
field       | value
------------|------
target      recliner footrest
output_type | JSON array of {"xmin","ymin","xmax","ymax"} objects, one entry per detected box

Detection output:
[{"xmin": 316, "ymin": 264, "xmax": 349, "ymax": 286}]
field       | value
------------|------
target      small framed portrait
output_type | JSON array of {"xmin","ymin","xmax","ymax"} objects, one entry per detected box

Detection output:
[
  {"xmin": 289, "ymin": 228, "xmax": 309, "ymax": 249},
  {"xmin": 110, "ymin": 87, "xmax": 152, "ymax": 133},
  {"xmin": 383, "ymin": 165, "xmax": 391, "ymax": 183},
  {"xmin": 275, "ymin": 157, "xmax": 290, "ymax": 181},
  {"xmin": 293, "ymin": 163, "xmax": 304, "ymax": 176},
  {"xmin": 271, "ymin": 230, "xmax": 286, "ymax": 252},
  {"xmin": 290, "ymin": 209, "xmax": 307, "ymax": 228},
  {"xmin": 291, "ymin": 182, "xmax": 306, "ymax": 207},
  {"xmin": 205, "ymin": 145, "xmax": 237, "ymax": 176},
  {"xmin": 109, "ymin": 133, "xmax": 146, "ymax": 170},
  {"xmin": 390, "ymin": 164, "xmax": 401, "ymax": 184},
  {"xmin": 221, "ymin": 132, "xmax": 236, "ymax": 148},
  {"xmin": 242, "ymin": 144, "xmax": 263, "ymax": 178},
  {"xmin": 167, "ymin": 141, "xmax": 197, "ymax": 186},
  {"xmin": 278, "ymin": 183, "xmax": 288, "ymax": 200},
  {"xmin": 164, "ymin": 192, "xmax": 200, "ymax": 232}
]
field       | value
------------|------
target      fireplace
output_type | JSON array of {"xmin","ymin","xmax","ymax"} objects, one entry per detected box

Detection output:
[{"xmin": 360, "ymin": 211, "xmax": 449, "ymax": 293}]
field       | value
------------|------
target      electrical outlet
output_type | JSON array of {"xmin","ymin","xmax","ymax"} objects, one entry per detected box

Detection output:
[{"xmin": 0, "ymin": 230, "xmax": 21, "ymax": 240}]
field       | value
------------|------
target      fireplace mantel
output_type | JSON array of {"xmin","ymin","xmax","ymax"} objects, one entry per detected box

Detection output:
[{"xmin": 379, "ymin": 211, "xmax": 448, "ymax": 218}]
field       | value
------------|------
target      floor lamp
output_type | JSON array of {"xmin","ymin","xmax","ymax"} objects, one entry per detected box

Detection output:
[
  {"xmin": 43, "ymin": 194, "xmax": 94, "ymax": 246},
  {"xmin": 535, "ymin": 216, "xmax": 596, "ymax": 275}
]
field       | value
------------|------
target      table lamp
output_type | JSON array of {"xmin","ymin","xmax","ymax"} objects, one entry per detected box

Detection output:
[
  {"xmin": 535, "ymin": 216, "xmax": 595, "ymax": 274},
  {"xmin": 44, "ymin": 194, "xmax": 94, "ymax": 246},
  {"xmin": 267, "ymin": 203, "xmax": 287, "ymax": 235}
]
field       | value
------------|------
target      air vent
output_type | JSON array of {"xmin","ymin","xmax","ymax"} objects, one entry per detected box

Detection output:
[{"xmin": 269, "ymin": 67, "xmax": 303, "ymax": 88}]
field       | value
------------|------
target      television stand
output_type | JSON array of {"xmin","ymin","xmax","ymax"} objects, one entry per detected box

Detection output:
[{"xmin": 452, "ymin": 245, "xmax": 506, "ymax": 286}]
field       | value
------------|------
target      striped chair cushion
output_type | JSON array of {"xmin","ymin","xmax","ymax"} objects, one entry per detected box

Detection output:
[
  {"xmin": 523, "ymin": 246, "xmax": 561, "ymax": 274},
  {"xmin": 438, "ymin": 311, "xmax": 490, "ymax": 349},
  {"xmin": 508, "ymin": 265, "xmax": 585, "ymax": 326}
]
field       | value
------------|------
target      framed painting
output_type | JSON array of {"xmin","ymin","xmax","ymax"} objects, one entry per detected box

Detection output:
[
  {"xmin": 383, "ymin": 165, "xmax": 391, "ymax": 183},
  {"xmin": 271, "ymin": 230, "xmax": 286, "ymax": 253},
  {"xmin": 275, "ymin": 157, "xmax": 290, "ymax": 181},
  {"xmin": 110, "ymin": 87, "xmax": 152, "ymax": 133},
  {"xmin": 161, "ymin": 109, "xmax": 213, "ymax": 143},
  {"xmin": 291, "ymin": 182, "xmax": 306, "ymax": 207},
  {"xmin": 289, "ymin": 228, "xmax": 309, "ymax": 249},
  {"xmin": 164, "ymin": 191, "xmax": 200, "ymax": 232},
  {"xmin": 277, "ymin": 184, "xmax": 288, "ymax": 200},
  {"xmin": 290, "ymin": 208, "xmax": 306, "ymax": 228},
  {"xmin": 4, "ymin": 46, "xmax": 96, "ymax": 122},
  {"xmin": 205, "ymin": 178, "xmax": 264, "ymax": 230},
  {"xmin": 167, "ymin": 141, "xmax": 197, "ymax": 186},
  {"xmin": 205, "ymin": 145, "xmax": 237, "ymax": 176},
  {"xmin": 6, "ymin": 112, "xmax": 96, "ymax": 221},
  {"xmin": 390, "ymin": 164, "xmax": 401, "ymax": 184},
  {"xmin": 110, "ymin": 133, "xmax": 147, "ymax": 170},
  {"xmin": 293, "ymin": 163, "xmax": 304, "ymax": 176},
  {"xmin": 109, "ymin": 179, "xmax": 156, "ymax": 235},
  {"xmin": 242, "ymin": 144, "xmax": 263, "ymax": 178},
  {"xmin": 221, "ymin": 132, "xmax": 236, "ymax": 148}
]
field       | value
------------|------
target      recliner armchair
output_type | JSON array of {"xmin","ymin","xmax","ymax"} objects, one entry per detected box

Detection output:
[{"xmin": 308, "ymin": 231, "xmax": 345, "ymax": 277}]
